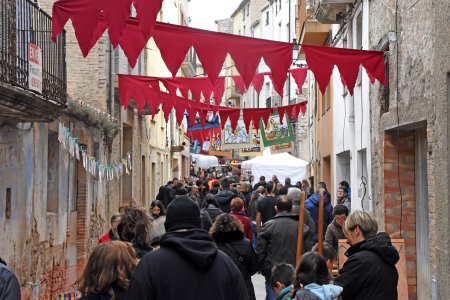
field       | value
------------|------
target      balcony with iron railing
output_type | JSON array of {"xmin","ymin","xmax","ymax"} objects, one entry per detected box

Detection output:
[
  {"xmin": 0, "ymin": 0, "xmax": 66, "ymax": 122},
  {"xmin": 180, "ymin": 47, "xmax": 197, "ymax": 77}
]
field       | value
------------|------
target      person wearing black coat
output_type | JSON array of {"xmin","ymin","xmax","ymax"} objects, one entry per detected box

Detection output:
[
  {"xmin": 334, "ymin": 211, "xmax": 399, "ymax": 300},
  {"xmin": 211, "ymin": 214, "xmax": 259, "ymax": 300},
  {"xmin": 278, "ymin": 178, "xmax": 294, "ymax": 196},
  {"xmin": 215, "ymin": 177, "xmax": 237, "ymax": 213},
  {"xmin": 126, "ymin": 196, "xmax": 249, "ymax": 300},
  {"xmin": 200, "ymin": 194, "xmax": 223, "ymax": 232}
]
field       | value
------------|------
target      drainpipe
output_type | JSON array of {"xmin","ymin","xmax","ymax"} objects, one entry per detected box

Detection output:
[{"xmin": 108, "ymin": 43, "xmax": 114, "ymax": 116}]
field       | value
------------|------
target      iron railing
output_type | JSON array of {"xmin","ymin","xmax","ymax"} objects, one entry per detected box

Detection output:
[{"xmin": 0, "ymin": 0, "xmax": 66, "ymax": 104}]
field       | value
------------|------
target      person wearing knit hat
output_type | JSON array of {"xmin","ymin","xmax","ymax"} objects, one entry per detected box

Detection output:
[
  {"xmin": 127, "ymin": 195, "xmax": 249, "ymax": 300},
  {"xmin": 164, "ymin": 195, "xmax": 201, "ymax": 232}
]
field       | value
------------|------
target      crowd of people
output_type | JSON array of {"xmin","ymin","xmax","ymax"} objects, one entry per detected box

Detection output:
[{"xmin": 67, "ymin": 171, "xmax": 399, "ymax": 300}]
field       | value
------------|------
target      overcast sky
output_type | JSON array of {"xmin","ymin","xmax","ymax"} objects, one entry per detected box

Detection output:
[{"xmin": 188, "ymin": 0, "xmax": 242, "ymax": 31}]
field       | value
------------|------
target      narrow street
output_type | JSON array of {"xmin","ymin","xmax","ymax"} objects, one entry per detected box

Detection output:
[{"xmin": 0, "ymin": 0, "xmax": 449, "ymax": 299}]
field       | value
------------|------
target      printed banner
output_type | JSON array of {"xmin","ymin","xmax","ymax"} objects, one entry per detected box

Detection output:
[
  {"xmin": 270, "ymin": 141, "xmax": 294, "ymax": 154},
  {"xmin": 222, "ymin": 119, "xmax": 252, "ymax": 149},
  {"xmin": 209, "ymin": 135, "xmax": 232, "ymax": 157},
  {"xmin": 239, "ymin": 130, "xmax": 264, "ymax": 157},
  {"xmin": 28, "ymin": 43, "xmax": 42, "ymax": 93},
  {"xmin": 202, "ymin": 141, "xmax": 210, "ymax": 152},
  {"xmin": 187, "ymin": 111, "xmax": 220, "ymax": 131},
  {"xmin": 260, "ymin": 112, "xmax": 294, "ymax": 147}
]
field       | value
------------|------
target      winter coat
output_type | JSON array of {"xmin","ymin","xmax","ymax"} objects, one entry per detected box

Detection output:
[
  {"xmin": 132, "ymin": 244, "xmax": 153, "ymax": 260},
  {"xmin": 149, "ymin": 215, "xmax": 166, "ymax": 246},
  {"xmin": 200, "ymin": 205, "xmax": 223, "ymax": 232},
  {"xmin": 126, "ymin": 228, "xmax": 249, "ymax": 300},
  {"xmin": 256, "ymin": 211, "xmax": 311, "ymax": 280},
  {"xmin": 305, "ymin": 192, "xmax": 334, "ymax": 243},
  {"xmin": 337, "ymin": 197, "xmax": 351, "ymax": 212},
  {"xmin": 334, "ymin": 232, "xmax": 399, "ymax": 300},
  {"xmin": 295, "ymin": 283, "xmax": 342, "ymax": 300},
  {"xmin": 257, "ymin": 195, "xmax": 277, "ymax": 224},
  {"xmin": 278, "ymin": 184, "xmax": 294, "ymax": 196},
  {"xmin": 156, "ymin": 185, "xmax": 176, "ymax": 208},
  {"xmin": 0, "ymin": 261, "xmax": 21, "ymax": 300},
  {"xmin": 230, "ymin": 211, "xmax": 253, "ymax": 242},
  {"xmin": 324, "ymin": 219, "xmax": 345, "ymax": 253},
  {"xmin": 98, "ymin": 229, "xmax": 118, "ymax": 244},
  {"xmin": 277, "ymin": 285, "xmax": 293, "ymax": 300},
  {"xmin": 291, "ymin": 205, "xmax": 316, "ymax": 251},
  {"xmin": 215, "ymin": 189, "xmax": 237, "ymax": 213},
  {"xmin": 78, "ymin": 287, "xmax": 127, "ymax": 300},
  {"xmin": 212, "ymin": 230, "xmax": 259, "ymax": 300}
]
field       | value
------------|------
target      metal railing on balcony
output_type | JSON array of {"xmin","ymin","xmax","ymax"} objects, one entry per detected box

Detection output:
[{"xmin": 0, "ymin": 0, "xmax": 66, "ymax": 104}]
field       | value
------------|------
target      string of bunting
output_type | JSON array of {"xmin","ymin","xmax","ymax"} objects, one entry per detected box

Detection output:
[{"xmin": 58, "ymin": 123, "xmax": 132, "ymax": 182}]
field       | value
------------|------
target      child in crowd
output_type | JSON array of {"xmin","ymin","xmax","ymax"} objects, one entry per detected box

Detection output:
[
  {"xmin": 311, "ymin": 243, "xmax": 337, "ymax": 276},
  {"xmin": 293, "ymin": 252, "xmax": 343, "ymax": 300},
  {"xmin": 271, "ymin": 263, "xmax": 296, "ymax": 300}
]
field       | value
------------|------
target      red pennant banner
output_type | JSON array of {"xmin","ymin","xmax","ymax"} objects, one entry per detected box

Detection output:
[
  {"xmin": 51, "ymin": 0, "xmax": 163, "ymax": 57},
  {"xmin": 303, "ymin": 45, "xmax": 385, "ymax": 95}
]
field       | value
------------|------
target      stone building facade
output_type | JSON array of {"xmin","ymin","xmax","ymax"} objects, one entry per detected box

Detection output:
[{"xmin": 368, "ymin": 0, "xmax": 450, "ymax": 299}]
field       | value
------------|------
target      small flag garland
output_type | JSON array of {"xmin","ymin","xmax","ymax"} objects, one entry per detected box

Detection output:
[{"xmin": 58, "ymin": 123, "xmax": 132, "ymax": 182}]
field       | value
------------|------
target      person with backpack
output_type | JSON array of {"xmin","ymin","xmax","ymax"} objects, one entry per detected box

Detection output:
[{"xmin": 210, "ymin": 214, "xmax": 259, "ymax": 300}]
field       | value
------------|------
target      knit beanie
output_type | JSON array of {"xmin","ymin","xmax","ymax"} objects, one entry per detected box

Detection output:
[{"xmin": 164, "ymin": 195, "xmax": 201, "ymax": 232}]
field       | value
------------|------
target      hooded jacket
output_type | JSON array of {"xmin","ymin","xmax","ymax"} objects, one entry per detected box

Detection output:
[
  {"xmin": 296, "ymin": 283, "xmax": 343, "ymax": 300},
  {"xmin": 126, "ymin": 228, "xmax": 249, "ymax": 300},
  {"xmin": 305, "ymin": 192, "xmax": 334, "ymax": 243},
  {"xmin": 334, "ymin": 232, "xmax": 399, "ymax": 300},
  {"xmin": 215, "ymin": 189, "xmax": 236, "ymax": 213}
]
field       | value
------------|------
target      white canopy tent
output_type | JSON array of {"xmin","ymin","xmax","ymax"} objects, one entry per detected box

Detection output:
[{"xmin": 242, "ymin": 149, "xmax": 309, "ymax": 186}]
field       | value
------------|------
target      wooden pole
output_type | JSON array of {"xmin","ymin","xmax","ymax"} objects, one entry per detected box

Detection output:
[
  {"xmin": 296, "ymin": 191, "xmax": 306, "ymax": 265},
  {"xmin": 318, "ymin": 188, "xmax": 324, "ymax": 255}
]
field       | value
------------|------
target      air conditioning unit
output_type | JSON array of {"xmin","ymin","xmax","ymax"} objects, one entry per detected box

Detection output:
[{"xmin": 316, "ymin": 0, "xmax": 353, "ymax": 24}]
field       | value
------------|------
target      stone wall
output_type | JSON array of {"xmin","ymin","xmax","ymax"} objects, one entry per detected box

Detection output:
[{"xmin": 369, "ymin": 0, "xmax": 450, "ymax": 298}]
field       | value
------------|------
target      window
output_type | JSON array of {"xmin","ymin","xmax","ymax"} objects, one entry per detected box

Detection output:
[
  {"xmin": 247, "ymin": 3, "xmax": 250, "ymax": 16},
  {"xmin": 279, "ymin": 0, "xmax": 282, "ymax": 10},
  {"xmin": 266, "ymin": 11, "xmax": 269, "ymax": 26},
  {"xmin": 243, "ymin": 8, "xmax": 245, "ymax": 20}
]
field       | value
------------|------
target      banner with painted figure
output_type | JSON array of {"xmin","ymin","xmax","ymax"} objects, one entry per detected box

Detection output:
[
  {"xmin": 222, "ymin": 119, "xmax": 252, "ymax": 149},
  {"xmin": 260, "ymin": 112, "xmax": 294, "ymax": 146},
  {"xmin": 187, "ymin": 111, "xmax": 220, "ymax": 132},
  {"xmin": 270, "ymin": 141, "xmax": 294, "ymax": 154},
  {"xmin": 209, "ymin": 134, "xmax": 232, "ymax": 156},
  {"xmin": 239, "ymin": 130, "xmax": 264, "ymax": 157}
]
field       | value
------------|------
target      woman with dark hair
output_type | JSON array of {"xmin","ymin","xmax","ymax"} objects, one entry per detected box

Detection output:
[
  {"xmin": 210, "ymin": 214, "xmax": 259, "ymax": 300},
  {"xmin": 117, "ymin": 206, "xmax": 152, "ymax": 259},
  {"xmin": 294, "ymin": 252, "xmax": 342, "ymax": 300},
  {"xmin": 200, "ymin": 193, "xmax": 223, "ymax": 232},
  {"xmin": 149, "ymin": 200, "xmax": 166, "ymax": 247},
  {"xmin": 78, "ymin": 241, "xmax": 138, "ymax": 300}
]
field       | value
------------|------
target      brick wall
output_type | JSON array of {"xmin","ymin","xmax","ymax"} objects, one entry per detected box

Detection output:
[{"xmin": 383, "ymin": 131, "xmax": 416, "ymax": 299}]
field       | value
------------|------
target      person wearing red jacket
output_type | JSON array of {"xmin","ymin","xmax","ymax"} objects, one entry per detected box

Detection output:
[
  {"xmin": 230, "ymin": 197, "xmax": 253, "ymax": 242},
  {"xmin": 98, "ymin": 213, "xmax": 121, "ymax": 244}
]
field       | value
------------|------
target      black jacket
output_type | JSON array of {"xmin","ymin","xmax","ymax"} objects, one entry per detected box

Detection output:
[
  {"xmin": 200, "ymin": 206, "xmax": 223, "ymax": 232},
  {"xmin": 256, "ymin": 212, "xmax": 311, "ymax": 280},
  {"xmin": 0, "ymin": 260, "xmax": 21, "ymax": 300},
  {"xmin": 126, "ymin": 228, "xmax": 249, "ymax": 300},
  {"xmin": 334, "ymin": 232, "xmax": 399, "ymax": 300},
  {"xmin": 215, "ymin": 189, "xmax": 236, "ymax": 213},
  {"xmin": 278, "ymin": 183, "xmax": 294, "ymax": 195},
  {"xmin": 212, "ymin": 231, "xmax": 259, "ymax": 300},
  {"xmin": 79, "ymin": 287, "xmax": 127, "ymax": 300}
]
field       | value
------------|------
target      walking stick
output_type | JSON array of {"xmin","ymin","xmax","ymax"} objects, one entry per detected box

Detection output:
[
  {"xmin": 318, "ymin": 188, "xmax": 324, "ymax": 255},
  {"xmin": 296, "ymin": 191, "xmax": 306, "ymax": 266}
]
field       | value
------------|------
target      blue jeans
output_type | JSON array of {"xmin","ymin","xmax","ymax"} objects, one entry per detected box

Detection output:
[
  {"xmin": 265, "ymin": 283, "xmax": 277, "ymax": 300},
  {"xmin": 251, "ymin": 221, "xmax": 257, "ymax": 249}
]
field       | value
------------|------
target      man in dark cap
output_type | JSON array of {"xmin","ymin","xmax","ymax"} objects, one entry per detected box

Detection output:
[{"xmin": 126, "ymin": 195, "xmax": 249, "ymax": 300}]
